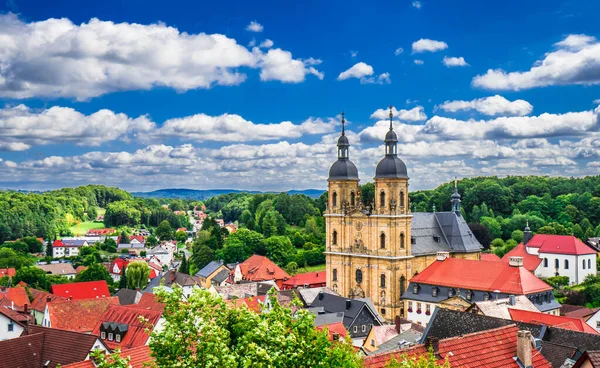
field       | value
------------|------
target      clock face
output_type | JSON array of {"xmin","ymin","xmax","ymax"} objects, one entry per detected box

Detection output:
[{"xmin": 355, "ymin": 222, "xmax": 363, "ymax": 231}]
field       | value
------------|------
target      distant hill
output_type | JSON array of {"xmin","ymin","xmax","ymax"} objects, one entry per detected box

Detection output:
[{"xmin": 132, "ymin": 188, "xmax": 325, "ymax": 200}]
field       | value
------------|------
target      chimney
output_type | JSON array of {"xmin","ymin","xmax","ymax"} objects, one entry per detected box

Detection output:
[
  {"xmin": 509, "ymin": 256, "xmax": 524, "ymax": 267},
  {"xmin": 318, "ymin": 291, "xmax": 324, "ymax": 300},
  {"xmin": 345, "ymin": 299, "xmax": 351, "ymax": 310},
  {"xmin": 516, "ymin": 330, "xmax": 533, "ymax": 368},
  {"xmin": 509, "ymin": 295, "xmax": 516, "ymax": 306},
  {"xmin": 46, "ymin": 296, "xmax": 52, "ymax": 303},
  {"xmin": 436, "ymin": 251, "xmax": 449, "ymax": 262},
  {"xmin": 395, "ymin": 315, "xmax": 401, "ymax": 333},
  {"xmin": 425, "ymin": 336, "xmax": 439, "ymax": 355}
]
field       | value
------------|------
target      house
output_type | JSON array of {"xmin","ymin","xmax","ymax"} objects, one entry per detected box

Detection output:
[
  {"xmin": 51, "ymin": 280, "xmax": 111, "ymax": 300},
  {"xmin": 0, "ymin": 287, "xmax": 29, "ymax": 307},
  {"xmin": 282, "ymin": 271, "xmax": 327, "ymax": 290},
  {"xmin": 92, "ymin": 305, "xmax": 163, "ymax": 350},
  {"xmin": 25, "ymin": 287, "xmax": 67, "ymax": 325},
  {"xmin": 75, "ymin": 265, "xmax": 87, "ymax": 274},
  {"xmin": 52, "ymin": 239, "xmax": 89, "ymax": 258},
  {"xmin": 467, "ymin": 295, "xmax": 540, "ymax": 319},
  {"xmin": 585, "ymin": 308, "xmax": 600, "ymax": 333},
  {"xmin": 147, "ymin": 270, "xmax": 201, "ymax": 298},
  {"xmin": 86, "ymin": 228, "xmax": 115, "ymax": 236},
  {"xmin": 572, "ymin": 350, "xmax": 600, "ymax": 368},
  {"xmin": 295, "ymin": 286, "xmax": 339, "ymax": 306},
  {"xmin": 114, "ymin": 288, "xmax": 142, "ymax": 305},
  {"xmin": 503, "ymin": 230, "xmax": 597, "ymax": 284},
  {"xmin": 363, "ymin": 325, "xmax": 552, "ymax": 368},
  {"xmin": 42, "ymin": 297, "xmax": 119, "ymax": 332},
  {"xmin": 0, "ymin": 268, "xmax": 15, "ymax": 278},
  {"xmin": 0, "ymin": 325, "xmax": 108, "ymax": 368},
  {"xmin": 233, "ymin": 255, "xmax": 291, "ymax": 288},
  {"xmin": 147, "ymin": 244, "xmax": 173, "ymax": 265},
  {"xmin": 134, "ymin": 293, "xmax": 165, "ymax": 312},
  {"xmin": 362, "ymin": 325, "xmax": 399, "ymax": 353},
  {"xmin": 108, "ymin": 257, "xmax": 128, "ymax": 282},
  {"xmin": 195, "ymin": 261, "xmax": 230, "ymax": 289},
  {"xmin": 117, "ymin": 236, "xmax": 146, "ymax": 252},
  {"xmin": 36, "ymin": 263, "xmax": 77, "ymax": 279},
  {"xmin": 402, "ymin": 253, "xmax": 559, "ymax": 326},
  {"xmin": 212, "ymin": 282, "xmax": 259, "ymax": 300},
  {"xmin": 211, "ymin": 268, "xmax": 231, "ymax": 287},
  {"xmin": 224, "ymin": 223, "xmax": 237, "ymax": 234},
  {"xmin": 316, "ymin": 321, "xmax": 348, "ymax": 342},
  {"xmin": 309, "ymin": 292, "xmax": 384, "ymax": 338},
  {"xmin": 0, "ymin": 302, "xmax": 28, "ymax": 340},
  {"xmin": 508, "ymin": 308, "xmax": 599, "ymax": 334},
  {"xmin": 62, "ymin": 345, "xmax": 154, "ymax": 368},
  {"xmin": 216, "ymin": 219, "xmax": 225, "ymax": 227}
]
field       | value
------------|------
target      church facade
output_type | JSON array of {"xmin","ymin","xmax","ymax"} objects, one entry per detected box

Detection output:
[{"xmin": 324, "ymin": 108, "xmax": 483, "ymax": 321}]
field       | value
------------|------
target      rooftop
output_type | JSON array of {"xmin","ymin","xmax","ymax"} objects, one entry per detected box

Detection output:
[
  {"xmin": 501, "ymin": 243, "xmax": 542, "ymax": 272},
  {"xmin": 92, "ymin": 305, "xmax": 162, "ymax": 349},
  {"xmin": 47, "ymin": 297, "xmax": 119, "ymax": 333},
  {"xmin": 282, "ymin": 271, "xmax": 326, "ymax": 288},
  {"xmin": 508, "ymin": 308, "xmax": 599, "ymax": 334},
  {"xmin": 196, "ymin": 260, "xmax": 224, "ymax": 278},
  {"xmin": 37, "ymin": 263, "xmax": 77, "ymax": 276},
  {"xmin": 527, "ymin": 234, "xmax": 597, "ymax": 255},
  {"xmin": 237, "ymin": 255, "xmax": 291, "ymax": 282},
  {"xmin": 51, "ymin": 280, "xmax": 111, "ymax": 300}
]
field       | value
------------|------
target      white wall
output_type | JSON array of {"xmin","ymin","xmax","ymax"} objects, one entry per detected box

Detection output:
[
  {"xmin": 0, "ymin": 314, "xmax": 24, "ymax": 341},
  {"xmin": 404, "ymin": 299, "xmax": 437, "ymax": 327},
  {"xmin": 535, "ymin": 253, "xmax": 596, "ymax": 284},
  {"xmin": 587, "ymin": 311, "xmax": 600, "ymax": 333}
]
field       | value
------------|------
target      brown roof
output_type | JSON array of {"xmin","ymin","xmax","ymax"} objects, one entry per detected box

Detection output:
[
  {"xmin": 133, "ymin": 293, "xmax": 165, "ymax": 312},
  {"xmin": 63, "ymin": 346, "xmax": 154, "ymax": 368},
  {"xmin": 48, "ymin": 297, "xmax": 119, "ymax": 333},
  {"xmin": 91, "ymin": 305, "xmax": 162, "ymax": 349},
  {"xmin": 28, "ymin": 288, "xmax": 67, "ymax": 313},
  {"xmin": 36, "ymin": 263, "xmax": 77, "ymax": 276}
]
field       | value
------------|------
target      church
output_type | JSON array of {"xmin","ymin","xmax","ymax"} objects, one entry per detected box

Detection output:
[{"xmin": 324, "ymin": 107, "xmax": 483, "ymax": 321}]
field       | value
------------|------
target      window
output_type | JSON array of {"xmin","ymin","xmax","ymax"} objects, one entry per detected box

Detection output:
[
  {"xmin": 371, "ymin": 339, "xmax": 376, "ymax": 347},
  {"xmin": 400, "ymin": 276, "xmax": 406, "ymax": 295},
  {"xmin": 380, "ymin": 191, "xmax": 386, "ymax": 207},
  {"xmin": 544, "ymin": 258, "xmax": 548, "ymax": 268},
  {"xmin": 484, "ymin": 293, "xmax": 490, "ymax": 301},
  {"xmin": 400, "ymin": 191, "xmax": 405, "ymax": 207},
  {"xmin": 380, "ymin": 274, "xmax": 386, "ymax": 288},
  {"xmin": 597, "ymin": 321, "xmax": 600, "ymax": 328},
  {"xmin": 411, "ymin": 237, "xmax": 416, "ymax": 245},
  {"xmin": 416, "ymin": 302, "xmax": 422, "ymax": 311},
  {"xmin": 413, "ymin": 284, "xmax": 420, "ymax": 294},
  {"xmin": 448, "ymin": 289, "xmax": 455, "ymax": 298},
  {"xmin": 583, "ymin": 259, "xmax": 586, "ymax": 269},
  {"xmin": 381, "ymin": 308, "xmax": 386, "ymax": 315},
  {"xmin": 101, "ymin": 331, "xmax": 106, "ymax": 339},
  {"xmin": 589, "ymin": 259, "xmax": 592, "ymax": 269},
  {"xmin": 432, "ymin": 287, "xmax": 438, "ymax": 297},
  {"xmin": 332, "ymin": 192, "xmax": 337, "ymax": 207},
  {"xmin": 400, "ymin": 233, "xmax": 405, "ymax": 249},
  {"xmin": 380, "ymin": 233, "xmax": 386, "ymax": 249},
  {"xmin": 466, "ymin": 290, "xmax": 473, "ymax": 301},
  {"xmin": 7, "ymin": 322, "xmax": 14, "ymax": 332},
  {"xmin": 353, "ymin": 326, "xmax": 357, "ymax": 333},
  {"xmin": 356, "ymin": 269, "xmax": 363, "ymax": 284},
  {"xmin": 555, "ymin": 259, "xmax": 559, "ymax": 269},
  {"xmin": 333, "ymin": 269, "xmax": 338, "ymax": 282},
  {"xmin": 351, "ymin": 192, "xmax": 356, "ymax": 206},
  {"xmin": 116, "ymin": 334, "xmax": 121, "ymax": 343},
  {"xmin": 362, "ymin": 325, "xmax": 367, "ymax": 332},
  {"xmin": 108, "ymin": 333, "xmax": 114, "ymax": 341},
  {"xmin": 332, "ymin": 230, "xmax": 338, "ymax": 245},
  {"xmin": 564, "ymin": 259, "xmax": 569, "ymax": 270},
  {"xmin": 426, "ymin": 304, "xmax": 431, "ymax": 314}
]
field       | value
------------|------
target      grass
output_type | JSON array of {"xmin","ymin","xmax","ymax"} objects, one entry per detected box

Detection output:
[
  {"xmin": 68, "ymin": 221, "xmax": 106, "ymax": 236},
  {"xmin": 295, "ymin": 263, "xmax": 326, "ymax": 274}
]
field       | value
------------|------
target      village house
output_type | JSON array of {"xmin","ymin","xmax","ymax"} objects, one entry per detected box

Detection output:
[
  {"xmin": 26, "ymin": 287, "xmax": 67, "ymax": 325},
  {"xmin": 36, "ymin": 263, "xmax": 77, "ymax": 279},
  {"xmin": 0, "ymin": 302, "xmax": 29, "ymax": 340},
  {"xmin": 145, "ymin": 270, "xmax": 201, "ymax": 298},
  {"xmin": 52, "ymin": 239, "xmax": 89, "ymax": 258},
  {"xmin": 0, "ymin": 268, "xmax": 15, "ymax": 278},
  {"xmin": 114, "ymin": 288, "xmax": 143, "ymax": 305},
  {"xmin": 402, "ymin": 253, "xmax": 560, "ymax": 327},
  {"xmin": 42, "ymin": 297, "xmax": 119, "ymax": 332},
  {"xmin": 508, "ymin": 308, "xmax": 598, "ymax": 334},
  {"xmin": 51, "ymin": 280, "xmax": 111, "ymax": 300},
  {"xmin": 86, "ymin": 228, "xmax": 115, "ymax": 237},
  {"xmin": 92, "ymin": 304, "xmax": 163, "ymax": 350},
  {"xmin": 232, "ymin": 255, "xmax": 291, "ymax": 288},
  {"xmin": 147, "ymin": 243, "xmax": 174, "ymax": 265},
  {"xmin": 195, "ymin": 261, "xmax": 231, "ymax": 289},
  {"xmin": 282, "ymin": 271, "xmax": 326, "ymax": 290}
]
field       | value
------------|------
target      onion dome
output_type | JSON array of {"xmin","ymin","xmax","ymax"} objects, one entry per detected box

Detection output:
[
  {"xmin": 328, "ymin": 113, "xmax": 359, "ymax": 181},
  {"xmin": 375, "ymin": 106, "xmax": 408, "ymax": 179}
]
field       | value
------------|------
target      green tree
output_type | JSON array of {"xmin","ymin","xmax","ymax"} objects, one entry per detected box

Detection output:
[
  {"xmin": 511, "ymin": 230, "xmax": 524, "ymax": 244},
  {"xmin": 149, "ymin": 287, "xmax": 361, "ymax": 368},
  {"xmin": 127, "ymin": 261, "xmax": 151, "ymax": 289},
  {"xmin": 384, "ymin": 349, "xmax": 449, "ymax": 367},
  {"xmin": 119, "ymin": 265, "xmax": 128, "ymax": 290},
  {"xmin": 179, "ymin": 254, "xmax": 190, "ymax": 275},
  {"xmin": 175, "ymin": 230, "xmax": 188, "ymax": 244},
  {"xmin": 46, "ymin": 239, "xmax": 53, "ymax": 257},
  {"xmin": 14, "ymin": 267, "xmax": 50, "ymax": 290},
  {"xmin": 119, "ymin": 230, "xmax": 129, "ymax": 244},
  {"xmin": 0, "ymin": 248, "xmax": 33, "ymax": 269},
  {"xmin": 264, "ymin": 236, "xmax": 295, "ymax": 266},
  {"xmin": 89, "ymin": 348, "xmax": 131, "ymax": 368},
  {"xmin": 146, "ymin": 235, "xmax": 158, "ymax": 247},
  {"xmin": 21, "ymin": 236, "xmax": 44, "ymax": 253},
  {"xmin": 285, "ymin": 261, "xmax": 298, "ymax": 274},
  {"xmin": 156, "ymin": 220, "xmax": 174, "ymax": 240},
  {"xmin": 76, "ymin": 262, "xmax": 113, "ymax": 286},
  {"xmin": 480, "ymin": 216, "xmax": 502, "ymax": 239},
  {"xmin": 191, "ymin": 245, "xmax": 215, "ymax": 270},
  {"xmin": 221, "ymin": 238, "xmax": 250, "ymax": 263}
]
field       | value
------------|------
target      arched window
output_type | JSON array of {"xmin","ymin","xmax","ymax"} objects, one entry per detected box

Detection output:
[
  {"xmin": 380, "ymin": 233, "xmax": 386, "ymax": 249},
  {"xmin": 555, "ymin": 259, "xmax": 559, "ymax": 269},
  {"xmin": 333, "ymin": 269, "xmax": 338, "ymax": 281},
  {"xmin": 332, "ymin": 230, "xmax": 338, "ymax": 245},
  {"xmin": 350, "ymin": 191, "xmax": 356, "ymax": 206},
  {"xmin": 564, "ymin": 259, "xmax": 569, "ymax": 270},
  {"xmin": 544, "ymin": 258, "xmax": 548, "ymax": 267},
  {"xmin": 380, "ymin": 274, "xmax": 386, "ymax": 288},
  {"xmin": 588, "ymin": 259, "xmax": 592, "ymax": 269},
  {"xmin": 583, "ymin": 259, "xmax": 586, "ymax": 269},
  {"xmin": 400, "ymin": 191, "xmax": 405, "ymax": 208},
  {"xmin": 400, "ymin": 233, "xmax": 405, "ymax": 249},
  {"xmin": 380, "ymin": 191, "xmax": 386, "ymax": 208},
  {"xmin": 332, "ymin": 192, "xmax": 337, "ymax": 207},
  {"xmin": 356, "ymin": 269, "xmax": 363, "ymax": 284},
  {"xmin": 400, "ymin": 276, "xmax": 406, "ymax": 295}
]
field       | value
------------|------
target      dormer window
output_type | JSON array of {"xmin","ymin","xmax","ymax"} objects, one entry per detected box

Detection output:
[
  {"xmin": 116, "ymin": 334, "xmax": 121, "ymax": 343},
  {"xmin": 101, "ymin": 331, "xmax": 106, "ymax": 339},
  {"xmin": 483, "ymin": 293, "xmax": 490, "ymax": 301},
  {"xmin": 433, "ymin": 236, "xmax": 441, "ymax": 243},
  {"xmin": 466, "ymin": 290, "xmax": 473, "ymax": 301},
  {"xmin": 432, "ymin": 287, "xmax": 439, "ymax": 297},
  {"xmin": 412, "ymin": 284, "xmax": 420, "ymax": 294},
  {"xmin": 108, "ymin": 333, "xmax": 114, "ymax": 341},
  {"xmin": 411, "ymin": 237, "xmax": 416, "ymax": 245},
  {"xmin": 448, "ymin": 289, "xmax": 455, "ymax": 298}
]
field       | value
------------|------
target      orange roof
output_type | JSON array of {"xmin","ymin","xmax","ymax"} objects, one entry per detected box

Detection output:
[
  {"xmin": 364, "ymin": 325, "xmax": 552, "ymax": 368},
  {"xmin": 133, "ymin": 293, "xmax": 165, "ymax": 312},
  {"xmin": 27, "ymin": 287, "xmax": 67, "ymax": 312},
  {"xmin": 0, "ymin": 268, "xmax": 16, "ymax": 277},
  {"xmin": 1, "ymin": 287, "xmax": 29, "ymax": 307},
  {"xmin": 75, "ymin": 266, "xmax": 88, "ymax": 273},
  {"xmin": 48, "ymin": 297, "xmax": 119, "ymax": 333},
  {"xmin": 480, "ymin": 253, "xmax": 501, "ymax": 262},
  {"xmin": 501, "ymin": 243, "xmax": 542, "ymax": 272},
  {"xmin": 228, "ymin": 295, "xmax": 267, "ymax": 313},
  {"xmin": 410, "ymin": 258, "xmax": 552, "ymax": 295},
  {"xmin": 238, "ymin": 255, "xmax": 290, "ymax": 282},
  {"xmin": 62, "ymin": 346, "xmax": 154, "ymax": 368},
  {"xmin": 282, "ymin": 271, "xmax": 326, "ymax": 288},
  {"xmin": 527, "ymin": 234, "xmax": 597, "ymax": 255},
  {"xmin": 316, "ymin": 322, "xmax": 348, "ymax": 341},
  {"xmin": 92, "ymin": 305, "xmax": 162, "ymax": 349},
  {"xmin": 51, "ymin": 280, "xmax": 110, "ymax": 300},
  {"xmin": 508, "ymin": 308, "xmax": 599, "ymax": 334}
]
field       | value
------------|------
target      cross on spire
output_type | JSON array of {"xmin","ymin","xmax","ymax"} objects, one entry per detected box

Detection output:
[
  {"xmin": 389, "ymin": 105, "xmax": 393, "ymax": 130},
  {"xmin": 341, "ymin": 112, "xmax": 346, "ymax": 136}
]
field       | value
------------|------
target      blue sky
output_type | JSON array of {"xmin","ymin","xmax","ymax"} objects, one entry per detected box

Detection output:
[{"xmin": 0, "ymin": 0, "xmax": 599, "ymax": 192}]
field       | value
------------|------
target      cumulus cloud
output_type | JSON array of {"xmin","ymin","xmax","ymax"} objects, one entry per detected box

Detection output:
[
  {"xmin": 259, "ymin": 48, "xmax": 324, "ymax": 82},
  {"xmin": 437, "ymin": 95, "xmax": 533, "ymax": 116},
  {"xmin": 395, "ymin": 48, "xmax": 404, "ymax": 56},
  {"xmin": 412, "ymin": 1, "xmax": 422, "ymax": 9},
  {"xmin": 414, "ymin": 59, "xmax": 424, "ymax": 65},
  {"xmin": 0, "ymin": 14, "xmax": 321, "ymax": 100},
  {"xmin": 412, "ymin": 39, "xmax": 448, "ymax": 53},
  {"xmin": 370, "ymin": 106, "xmax": 427, "ymax": 121},
  {"xmin": 443, "ymin": 56, "xmax": 469, "ymax": 67},
  {"xmin": 259, "ymin": 39, "xmax": 274, "ymax": 48},
  {"xmin": 337, "ymin": 62, "xmax": 390, "ymax": 84},
  {"xmin": 473, "ymin": 34, "xmax": 600, "ymax": 90},
  {"xmin": 246, "ymin": 21, "xmax": 263, "ymax": 32}
]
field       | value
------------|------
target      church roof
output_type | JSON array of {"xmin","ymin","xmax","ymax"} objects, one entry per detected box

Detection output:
[{"xmin": 410, "ymin": 212, "xmax": 482, "ymax": 256}]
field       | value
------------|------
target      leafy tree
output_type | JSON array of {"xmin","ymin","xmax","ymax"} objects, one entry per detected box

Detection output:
[
  {"xmin": 0, "ymin": 248, "xmax": 33, "ymax": 269},
  {"xmin": 285, "ymin": 261, "xmax": 298, "ymax": 274},
  {"xmin": 175, "ymin": 230, "xmax": 188, "ymax": 244},
  {"xmin": 480, "ymin": 217, "xmax": 502, "ymax": 239},
  {"xmin": 360, "ymin": 182, "xmax": 375, "ymax": 207},
  {"xmin": 156, "ymin": 220, "xmax": 174, "ymax": 240},
  {"xmin": 149, "ymin": 287, "xmax": 361, "ymax": 367},
  {"xmin": 221, "ymin": 238, "xmax": 250, "ymax": 264},
  {"xmin": 146, "ymin": 235, "xmax": 158, "ymax": 247},
  {"xmin": 2, "ymin": 240, "xmax": 29, "ymax": 254},
  {"xmin": 264, "ymin": 236, "xmax": 295, "ymax": 266},
  {"xmin": 468, "ymin": 223, "xmax": 492, "ymax": 249},
  {"xmin": 46, "ymin": 239, "xmax": 53, "ymax": 257},
  {"xmin": 14, "ymin": 267, "xmax": 50, "ymax": 290},
  {"xmin": 191, "ymin": 244, "xmax": 215, "ymax": 270},
  {"xmin": 127, "ymin": 261, "xmax": 151, "ymax": 289},
  {"xmin": 119, "ymin": 265, "xmax": 128, "ymax": 290},
  {"xmin": 179, "ymin": 254, "xmax": 190, "ymax": 275},
  {"xmin": 384, "ymin": 349, "xmax": 450, "ymax": 367},
  {"xmin": 511, "ymin": 230, "xmax": 524, "ymax": 244},
  {"xmin": 76, "ymin": 262, "xmax": 113, "ymax": 286},
  {"xmin": 21, "ymin": 237, "xmax": 44, "ymax": 253},
  {"xmin": 119, "ymin": 230, "xmax": 129, "ymax": 244},
  {"xmin": 89, "ymin": 348, "xmax": 131, "ymax": 368}
]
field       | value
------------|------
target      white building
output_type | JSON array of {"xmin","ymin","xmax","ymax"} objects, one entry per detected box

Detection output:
[
  {"xmin": 52, "ymin": 239, "xmax": 89, "ymax": 258},
  {"xmin": 586, "ymin": 309, "xmax": 600, "ymax": 333},
  {"xmin": 0, "ymin": 305, "xmax": 25, "ymax": 341},
  {"xmin": 503, "ymin": 228, "xmax": 597, "ymax": 285}
]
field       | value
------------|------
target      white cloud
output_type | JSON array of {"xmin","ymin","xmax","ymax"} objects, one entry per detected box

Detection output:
[
  {"xmin": 533, "ymin": 157, "xmax": 577, "ymax": 166},
  {"xmin": 443, "ymin": 56, "xmax": 469, "ymax": 67},
  {"xmin": 412, "ymin": 1, "xmax": 422, "ymax": 9},
  {"xmin": 337, "ymin": 62, "xmax": 389, "ymax": 84},
  {"xmin": 473, "ymin": 34, "xmax": 600, "ymax": 90},
  {"xmin": 370, "ymin": 106, "xmax": 427, "ymax": 121},
  {"xmin": 395, "ymin": 48, "xmax": 404, "ymax": 56},
  {"xmin": 259, "ymin": 48, "xmax": 324, "ymax": 82},
  {"xmin": 0, "ymin": 14, "xmax": 321, "ymax": 100},
  {"xmin": 412, "ymin": 39, "xmax": 448, "ymax": 53},
  {"xmin": 414, "ymin": 59, "xmax": 424, "ymax": 65},
  {"xmin": 246, "ymin": 21, "xmax": 263, "ymax": 32},
  {"xmin": 259, "ymin": 39, "xmax": 274, "ymax": 48},
  {"xmin": 350, "ymin": 50, "xmax": 359, "ymax": 58},
  {"xmin": 438, "ymin": 95, "xmax": 533, "ymax": 116}
]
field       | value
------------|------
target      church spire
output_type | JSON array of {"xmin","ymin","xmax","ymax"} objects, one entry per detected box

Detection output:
[
  {"xmin": 337, "ymin": 112, "xmax": 350, "ymax": 160},
  {"xmin": 384, "ymin": 105, "xmax": 398, "ymax": 156},
  {"xmin": 451, "ymin": 177, "xmax": 461, "ymax": 215},
  {"xmin": 523, "ymin": 220, "xmax": 532, "ymax": 245},
  {"xmin": 389, "ymin": 105, "xmax": 393, "ymax": 131}
]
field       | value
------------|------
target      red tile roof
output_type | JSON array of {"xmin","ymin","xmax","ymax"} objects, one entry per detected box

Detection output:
[
  {"xmin": 53, "ymin": 239, "xmax": 64, "ymax": 247},
  {"xmin": 0, "ymin": 268, "xmax": 16, "ymax": 277},
  {"xmin": 129, "ymin": 235, "xmax": 145, "ymax": 243},
  {"xmin": 1, "ymin": 287, "xmax": 30, "ymax": 307},
  {"xmin": 92, "ymin": 305, "xmax": 162, "ymax": 349},
  {"xmin": 0, "ymin": 298, "xmax": 33, "ymax": 325},
  {"xmin": 410, "ymin": 258, "xmax": 552, "ymax": 295},
  {"xmin": 134, "ymin": 292, "xmax": 165, "ymax": 312},
  {"xmin": 526, "ymin": 234, "xmax": 597, "ymax": 255},
  {"xmin": 501, "ymin": 243, "xmax": 543, "ymax": 272},
  {"xmin": 237, "ymin": 255, "xmax": 290, "ymax": 283},
  {"xmin": 47, "ymin": 297, "xmax": 119, "ymax": 333},
  {"xmin": 75, "ymin": 266, "xmax": 88, "ymax": 273},
  {"xmin": 282, "ymin": 271, "xmax": 326, "ymax": 289},
  {"xmin": 62, "ymin": 346, "xmax": 154, "ymax": 368},
  {"xmin": 316, "ymin": 321, "xmax": 348, "ymax": 341},
  {"xmin": 480, "ymin": 253, "xmax": 501, "ymax": 262},
  {"xmin": 51, "ymin": 280, "xmax": 110, "ymax": 300},
  {"xmin": 364, "ymin": 325, "xmax": 552, "ymax": 368},
  {"xmin": 25, "ymin": 287, "xmax": 67, "ymax": 313},
  {"xmin": 508, "ymin": 308, "xmax": 599, "ymax": 334},
  {"xmin": 228, "ymin": 295, "xmax": 267, "ymax": 313}
]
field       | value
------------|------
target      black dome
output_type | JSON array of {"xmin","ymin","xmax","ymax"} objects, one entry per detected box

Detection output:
[
  {"xmin": 329, "ymin": 159, "xmax": 359, "ymax": 181},
  {"xmin": 337, "ymin": 135, "xmax": 349, "ymax": 146},
  {"xmin": 375, "ymin": 156, "xmax": 408, "ymax": 179},
  {"xmin": 384, "ymin": 129, "xmax": 398, "ymax": 143}
]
